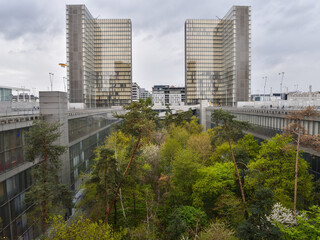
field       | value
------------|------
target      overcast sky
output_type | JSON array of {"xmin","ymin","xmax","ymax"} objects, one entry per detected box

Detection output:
[{"xmin": 0, "ymin": 0, "xmax": 319, "ymax": 95}]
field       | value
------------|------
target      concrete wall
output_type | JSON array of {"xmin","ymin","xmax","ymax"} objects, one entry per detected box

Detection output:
[{"xmin": 39, "ymin": 91, "xmax": 70, "ymax": 185}]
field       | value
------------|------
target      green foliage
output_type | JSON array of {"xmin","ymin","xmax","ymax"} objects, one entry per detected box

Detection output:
[
  {"xmin": 210, "ymin": 142, "xmax": 232, "ymax": 163},
  {"xmin": 170, "ymin": 125, "xmax": 190, "ymax": 148},
  {"xmin": 186, "ymin": 132, "xmax": 212, "ymax": 164},
  {"xmin": 175, "ymin": 108, "xmax": 194, "ymax": 125},
  {"xmin": 160, "ymin": 138, "xmax": 181, "ymax": 174},
  {"xmin": 213, "ymin": 193, "xmax": 245, "ymax": 227},
  {"xmin": 184, "ymin": 115, "xmax": 203, "ymax": 135},
  {"xmin": 75, "ymin": 106, "xmax": 320, "ymax": 239},
  {"xmin": 79, "ymin": 145, "xmax": 122, "ymax": 223},
  {"xmin": 24, "ymin": 119, "xmax": 72, "ymax": 233},
  {"xmin": 126, "ymin": 223, "xmax": 158, "ymax": 240},
  {"xmin": 105, "ymin": 130, "xmax": 130, "ymax": 166},
  {"xmin": 311, "ymin": 179, "xmax": 320, "ymax": 206},
  {"xmin": 115, "ymin": 100, "xmax": 158, "ymax": 137},
  {"xmin": 211, "ymin": 109, "xmax": 251, "ymax": 142},
  {"xmin": 276, "ymin": 205, "xmax": 320, "ymax": 239},
  {"xmin": 233, "ymin": 134, "xmax": 260, "ymax": 166},
  {"xmin": 47, "ymin": 215, "xmax": 125, "ymax": 239},
  {"xmin": 140, "ymin": 144, "xmax": 160, "ymax": 188},
  {"xmin": 198, "ymin": 220, "xmax": 239, "ymax": 240},
  {"xmin": 211, "ymin": 109, "xmax": 251, "ymax": 210},
  {"xmin": 164, "ymin": 108, "xmax": 194, "ymax": 128},
  {"xmin": 24, "ymin": 119, "xmax": 67, "ymax": 164},
  {"xmin": 237, "ymin": 188, "xmax": 282, "ymax": 240},
  {"xmin": 246, "ymin": 134, "xmax": 313, "ymax": 209},
  {"xmin": 166, "ymin": 206, "xmax": 207, "ymax": 239},
  {"xmin": 192, "ymin": 162, "xmax": 235, "ymax": 210},
  {"xmin": 172, "ymin": 149, "xmax": 201, "ymax": 204}
]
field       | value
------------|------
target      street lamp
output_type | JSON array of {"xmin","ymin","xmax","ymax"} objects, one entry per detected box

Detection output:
[
  {"xmin": 63, "ymin": 77, "xmax": 67, "ymax": 92},
  {"xmin": 49, "ymin": 73, "xmax": 54, "ymax": 91},
  {"xmin": 279, "ymin": 72, "xmax": 284, "ymax": 108},
  {"xmin": 262, "ymin": 76, "xmax": 267, "ymax": 104}
]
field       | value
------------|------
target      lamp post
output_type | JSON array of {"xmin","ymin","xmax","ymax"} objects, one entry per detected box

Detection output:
[
  {"xmin": 59, "ymin": 63, "xmax": 68, "ymax": 100},
  {"xmin": 279, "ymin": 72, "xmax": 284, "ymax": 108},
  {"xmin": 63, "ymin": 77, "xmax": 67, "ymax": 92},
  {"xmin": 49, "ymin": 73, "xmax": 54, "ymax": 91},
  {"xmin": 262, "ymin": 76, "xmax": 267, "ymax": 105}
]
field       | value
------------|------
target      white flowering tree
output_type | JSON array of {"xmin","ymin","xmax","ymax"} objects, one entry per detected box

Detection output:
[{"xmin": 266, "ymin": 202, "xmax": 297, "ymax": 226}]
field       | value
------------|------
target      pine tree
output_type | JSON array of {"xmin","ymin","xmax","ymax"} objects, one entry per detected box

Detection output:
[
  {"xmin": 104, "ymin": 100, "xmax": 158, "ymax": 223},
  {"xmin": 24, "ymin": 119, "xmax": 72, "ymax": 234},
  {"xmin": 211, "ymin": 109, "xmax": 251, "ymax": 210}
]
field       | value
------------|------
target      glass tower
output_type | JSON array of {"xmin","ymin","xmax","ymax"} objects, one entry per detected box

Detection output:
[
  {"xmin": 95, "ymin": 19, "xmax": 132, "ymax": 107},
  {"xmin": 185, "ymin": 6, "xmax": 251, "ymax": 106},
  {"xmin": 66, "ymin": 5, "xmax": 132, "ymax": 108}
]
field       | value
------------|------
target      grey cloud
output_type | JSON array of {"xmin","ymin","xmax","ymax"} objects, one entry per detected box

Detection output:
[
  {"xmin": 0, "ymin": 0, "xmax": 63, "ymax": 40},
  {"xmin": 1, "ymin": 0, "xmax": 320, "ymax": 95}
]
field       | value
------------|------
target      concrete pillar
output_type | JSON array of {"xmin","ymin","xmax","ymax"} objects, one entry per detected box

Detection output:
[
  {"xmin": 309, "ymin": 121, "xmax": 313, "ymax": 135},
  {"xmin": 39, "ymin": 91, "xmax": 70, "ymax": 186},
  {"xmin": 315, "ymin": 122, "xmax": 319, "ymax": 135},
  {"xmin": 200, "ymin": 100, "xmax": 209, "ymax": 131}
]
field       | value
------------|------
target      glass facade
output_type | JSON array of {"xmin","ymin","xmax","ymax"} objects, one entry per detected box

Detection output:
[
  {"xmin": 95, "ymin": 19, "xmax": 132, "ymax": 107},
  {"xmin": 185, "ymin": 19, "xmax": 222, "ymax": 105},
  {"xmin": 68, "ymin": 114, "xmax": 118, "ymax": 191},
  {"xmin": 0, "ymin": 88, "xmax": 12, "ymax": 102},
  {"xmin": 67, "ymin": 5, "xmax": 132, "ymax": 108},
  {"xmin": 0, "ymin": 126, "xmax": 35, "ymax": 239},
  {"xmin": 0, "ymin": 128, "xmax": 28, "ymax": 174},
  {"xmin": 68, "ymin": 113, "xmax": 118, "ymax": 143},
  {"xmin": 0, "ymin": 168, "xmax": 33, "ymax": 239},
  {"xmin": 185, "ymin": 6, "xmax": 251, "ymax": 106}
]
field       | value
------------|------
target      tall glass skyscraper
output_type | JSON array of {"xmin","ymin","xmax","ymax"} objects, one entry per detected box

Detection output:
[
  {"xmin": 66, "ymin": 5, "xmax": 132, "ymax": 108},
  {"xmin": 185, "ymin": 6, "xmax": 251, "ymax": 106}
]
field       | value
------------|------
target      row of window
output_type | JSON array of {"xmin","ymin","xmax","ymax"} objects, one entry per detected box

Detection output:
[
  {"xmin": 0, "ymin": 167, "xmax": 33, "ymax": 239},
  {"xmin": 68, "ymin": 114, "xmax": 118, "ymax": 143},
  {"xmin": 0, "ymin": 128, "xmax": 28, "ymax": 174}
]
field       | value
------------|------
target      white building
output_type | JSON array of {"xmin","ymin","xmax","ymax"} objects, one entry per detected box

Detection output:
[
  {"xmin": 140, "ymin": 88, "xmax": 150, "ymax": 101},
  {"xmin": 132, "ymin": 82, "xmax": 140, "ymax": 102},
  {"xmin": 152, "ymin": 85, "xmax": 185, "ymax": 106}
]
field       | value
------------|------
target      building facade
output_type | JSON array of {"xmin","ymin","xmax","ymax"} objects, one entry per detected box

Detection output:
[
  {"xmin": 140, "ymin": 88, "xmax": 150, "ymax": 101},
  {"xmin": 185, "ymin": 6, "xmax": 251, "ymax": 106},
  {"xmin": 66, "ymin": 5, "xmax": 132, "ymax": 108},
  {"xmin": 0, "ymin": 91, "xmax": 123, "ymax": 239},
  {"xmin": 132, "ymin": 82, "xmax": 140, "ymax": 102},
  {"xmin": 152, "ymin": 85, "xmax": 185, "ymax": 106}
]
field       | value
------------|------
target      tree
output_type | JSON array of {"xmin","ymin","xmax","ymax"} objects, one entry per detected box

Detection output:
[
  {"xmin": 166, "ymin": 206, "xmax": 207, "ymax": 239},
  {"xmin": 192, "ymin": 162, "xmax": 236, "ymax": 214},
  {"xmin": 163, "ymin": 107, "xmax": 194, "ymax": 129},
  {"xmin": 47, "ymin": 215, "xmax": 125, "ymax": 240},
  {"xmin": 237, "ymin": 188, "xmax": 282, "ymax": 240},
  {"xmin": 276, "ymin": 205, "xmax": 320, "ymax": 239},
  {"xmin": 198, "ymin": 221, "xmax": 238, "ymax": 240},
  {"xmin": 105, "ymin": 130, "xmax": 131, "ymax": 220},
  {"xmin": 105, "ymin": 100, "xmax": 158, "ymax": 223},
  {"xmin": 246, "ymin": 134, "xmax": 313, "ymax": 209},
  {"xmin": 184, "ymin": 115, "xmax": 203, "ymax": 135},
  {"xmin": 24, "ymin": 119, "xmax": 72, "ymax": 234},
  {"xmin": 172, "ymin": 149, "xmax": 201, "ymax": 205},
  {"xmin": 284, "ymin": 106, "xmax": 320, "ymax": 217},
  {"xmin": 90, "ymin": 147, "xmax": 121, "ymax": 224},
  {"xmin": 211, "ymin": 109, "xmax": 251, "ymax": 210},
  {"xmin": 159, "ymin": 138, "xmax": 181, "ymax": 174},
  {"xmin": 266, "ymin": 202, "xmax": 296, "ymax": 226},
  {"xmin": 233, "ymin": 134, "xmax": 260, "ymax": 166},
  {"xmin": 187, "ymin": 132, "xmax": 213, "ymax": 164},
  {"xmin": 169, "ymin": 125, "xmax": 190, "ymax": 148}
]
